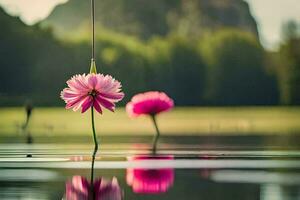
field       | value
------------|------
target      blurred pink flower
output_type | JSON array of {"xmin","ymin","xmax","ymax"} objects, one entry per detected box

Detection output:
[
  {"xmin": 126, "ymin": 155, "xmax": 174, "ymax": 194},
  {"xmin": 65, "ymin": 176, "xmax": 123, "ymax": 200},
  {"xmin": 61, "ymin": 74, "xmax": 124, "ymax": 114},
  {"xmin": 126, "ymin": 91, "xmax": 174, "ymax": 117}
]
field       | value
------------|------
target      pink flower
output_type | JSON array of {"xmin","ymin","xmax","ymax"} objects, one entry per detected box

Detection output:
[
  {"xmin": 65, "ymin": 176, "xmax": 123, "ymax": 200},
  {"xmin": 61, "ymin": 73, "xmax": 124, "ymax": 113},
  {"xmin": 126, "ymin": 91, "xmax": 174, "ymax": 117},
  {"xmin": 126, "ymin": 155, "xmax": 174, "ymax": 194}
]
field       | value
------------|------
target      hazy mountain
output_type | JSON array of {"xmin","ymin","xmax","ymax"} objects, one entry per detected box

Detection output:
[{"xmin": 42, "ymin": 0, "xmax": 258, "ymax": 39}]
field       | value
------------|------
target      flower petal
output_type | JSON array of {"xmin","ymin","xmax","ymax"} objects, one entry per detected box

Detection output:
[
  {"xmin": 96, "ymin": 95, "xmax": 115, "ymax": 112},
  {"xmin": 81, "ymin": 96, "xmax": 93, "ymax": 113},
  {"xmin": 100, "ymin": 92, "xmax": 125, "ymax": 101},
  {"xmin": 65, "ymin": 95, "xmax": 87, "ymax": 111},
  {"xmin": 126, "ymin": 91, "xmax": 174, "ymax": 117},
  {"xmin": 93, "ymin": 99, "xmax": 103, "ymax": 114},
  {"xmin": 88, "ymin": 74, "xmax": 98, "ymax": 89},
  {"xmin": 61, "ymin": 73, "xmax": 124, "ymax": 113}
]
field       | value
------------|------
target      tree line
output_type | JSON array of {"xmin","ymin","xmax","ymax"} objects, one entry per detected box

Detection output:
[{"xmin": 0, "ymin": 8, "xmax": 299, "ymax": 106}]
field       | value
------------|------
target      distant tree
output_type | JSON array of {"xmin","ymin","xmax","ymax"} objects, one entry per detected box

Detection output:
[
  {"xmin": 281, "ymin": 21, "xmax": 299, "ymax": 42},
  {"xmin": 0, "ymin": 7, "xmax": 82, "ymax": 106},
  {"xmin": 0, "ymin": 10, "xmax": 29, "ymax": 93},
  {"xmin": 277, "ymin": 21, "xmax": 300, "ymax": 105},
  {"xmin": 166, "ymin": 36, "xmax": 206, "ymax": 105},
  {"xmin": 1, "ymin": 5, "xmax": 284, "ymax": 107},
  {"xmin": 96, "ymin": 34, "xmax": 206, "ymax": 105},
  {"xmin": 200, "ymin": 29, "xmax": 279, "ymax": 105}
]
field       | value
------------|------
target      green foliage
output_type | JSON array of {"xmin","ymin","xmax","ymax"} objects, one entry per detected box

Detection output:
[
  {"xmin": 94, "ymin": 33, "xmax": 206, "ymax": 105},
  {"xmin": 200, "ymin": 29, "xmax": 279, "ymax": 105},
  {"xmin": 277, "ymin": 21, "xmax": 300, "ymax": 105},
  {"xmin": 3, "ymin": 6, "xmax": 299, "ymax": 106},
  {"xmin": 161, "ymin": 36, "xmax": 206, "ymax": 105}
]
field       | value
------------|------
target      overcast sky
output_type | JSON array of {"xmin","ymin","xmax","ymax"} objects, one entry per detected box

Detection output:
[
  {"xmin": 0, "ymin": 0, "xmax": 299, "ymax": 50},
  {"xmin": 245, "ymin": 0, "xmax": 300, "ymax": 49}
]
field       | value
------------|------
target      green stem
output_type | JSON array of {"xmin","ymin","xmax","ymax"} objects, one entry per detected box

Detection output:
[
  {"xmin": 90, "ymin": 106, "xmax": 98, "ymax": 199},
  {"xmin": 151, "ymin": 115, "xmax": 160, "ymax": 154},
  {"xmin": 91, "ymin": 106, "xmax": 98, "ymax": 153}
]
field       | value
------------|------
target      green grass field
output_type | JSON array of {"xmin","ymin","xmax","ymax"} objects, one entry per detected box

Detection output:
[{"xmin": 0, "ymin": 107, "xmax": 300, "ymax": 137}]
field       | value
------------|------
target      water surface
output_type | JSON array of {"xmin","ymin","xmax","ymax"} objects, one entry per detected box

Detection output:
[{"xmin": 0, "ymin": 135, "xmax": 300, "ymax": 200}]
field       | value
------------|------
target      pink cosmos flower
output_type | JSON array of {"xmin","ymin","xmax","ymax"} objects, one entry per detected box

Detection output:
[
  {"xmin": 61, "ymin": 73, "xmax": 124, "ymax": 113},
  {"xmin": 65, "ymin": 176, "xmax": 123, "ymax": 200},
  {"xmin": 126, "ymin": 155, "xmax": 174, "ymax": 194},
  {"xmin": 126, "ymin": 91, "xmax": 174, "ymax": 117}
]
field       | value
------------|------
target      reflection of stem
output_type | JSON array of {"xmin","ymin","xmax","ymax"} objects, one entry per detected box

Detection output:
[
  {"xmin": 26, "ymin": 133, "xmax": 33, "ymax": 144},
  {"xmin": 23, "ymin": 117, "xmax": 30, "ymax": 131},
  {"xmin": 90, "ymin": 106, "xmax": 98, "ymax": 199},
  {"xmin": 151, "ymin": 115, "xmax": 160, "ymax": 154},
  {"xmin": 90, "ymin": 144, "xmax": 97, "ymax": 200}
]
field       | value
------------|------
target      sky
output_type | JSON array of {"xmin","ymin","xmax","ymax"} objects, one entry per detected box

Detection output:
[
  {"xmin": 0, "ymin": 0, "xmax": 299, "ymax": 50},
  {"xmin": 245, "ymin": 0, "xmax": 300, "ymax": 49},
  {"xmin": 0, "ymin": 0, "xmax": 67, "ymax": 23}
]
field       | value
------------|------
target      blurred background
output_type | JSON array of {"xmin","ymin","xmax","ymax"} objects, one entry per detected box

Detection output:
[
  {"xmin": 0, "ymin": 2, "xmax": 300, "ymax": 199},
  {"xmin": 0, "ymin": 0, "xmax": 300, "ymax": 139},
  {"xmin": 0, "ymin": 0, "xmax": 299, "ymax": 106}
]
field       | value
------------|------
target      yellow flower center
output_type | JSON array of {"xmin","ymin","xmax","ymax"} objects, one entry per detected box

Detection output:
[{"xmin": 89, "ymin": 90, "xmax": 97, "ymax": 97}]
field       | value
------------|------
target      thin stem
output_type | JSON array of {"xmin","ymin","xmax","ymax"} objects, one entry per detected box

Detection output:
[
  {"xmin": 90, "ymin": 106, "xmax": 98, "ymax": 199},
  {"xmin": 91, "ymin": 0, "xmax": 95, "ymax": 60},
  {"xmin": 151, "ymin": 115, "xmax": 160, "ymax": 154},
  {"xmin": 89, "ymin": 1, "xmax": 97, "ymax": 199},
  {"xmin": 91, "ymin": 106, "xmax": 98, "ymax": 152}
]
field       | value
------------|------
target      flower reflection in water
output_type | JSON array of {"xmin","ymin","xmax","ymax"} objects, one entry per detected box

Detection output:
[
  {"xmin": 126, "ymin": 155, "xmax": 174, "ymax": 194},
  {"xmin": 65, "ymin": 176, "xmax": 123, "ymax": 200}
]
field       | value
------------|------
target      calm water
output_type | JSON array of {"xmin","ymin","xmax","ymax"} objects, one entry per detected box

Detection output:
[{"xmin": 0, "ymin": 135, "xmax": 300, "ymax": 200}]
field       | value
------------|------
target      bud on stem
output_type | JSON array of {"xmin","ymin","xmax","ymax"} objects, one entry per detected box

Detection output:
[{"xmin": 90, "ymin": 59, "xmax": 97, "ymax": 74}]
